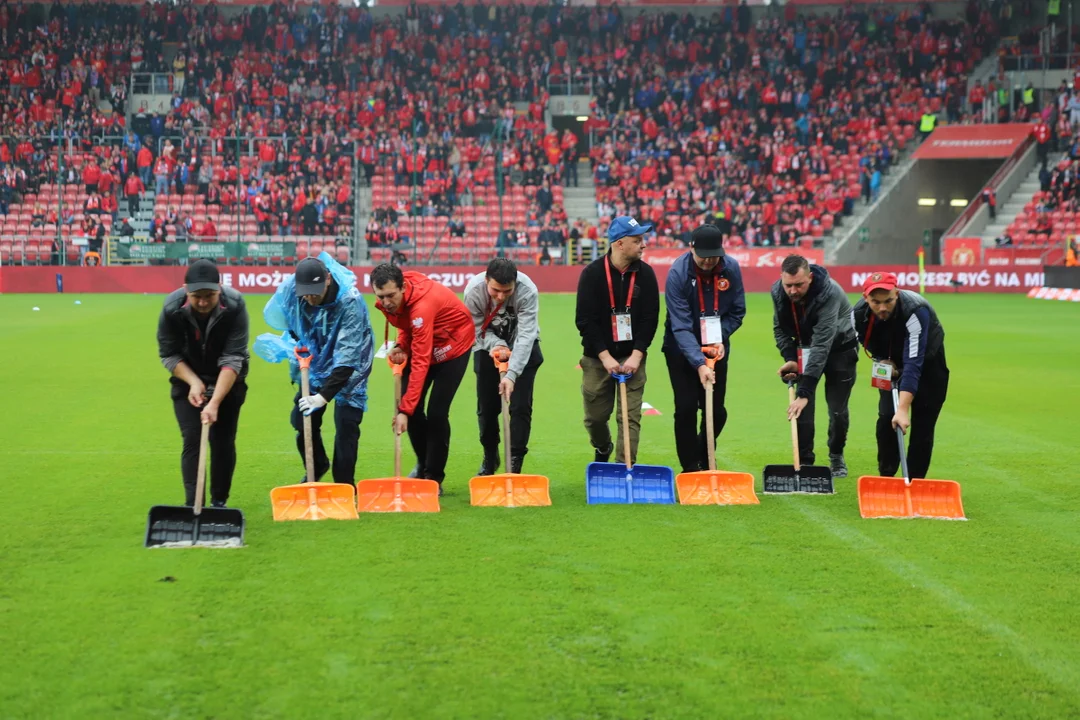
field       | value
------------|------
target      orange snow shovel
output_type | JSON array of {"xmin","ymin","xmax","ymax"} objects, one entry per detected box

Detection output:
[
  {"xmin": 356, "ymin": 355, "xmax": 440, "ymax": 513},
  {"xmin": 676, "ymin": 346, "xmax": 759, "ymax": 505},
  {"xmin": 857, "ymin": 388, "xmax": 965, "ymax": 520},
  {"xmin": 469, "ymin": 347, "xmax": 551, "ymax": 507},
  {"xmin": 270, "ymin": 346, "xmax": 359, "ymax": 521}
]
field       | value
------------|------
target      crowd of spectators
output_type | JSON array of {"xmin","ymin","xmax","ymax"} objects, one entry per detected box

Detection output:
[{"xmin": 0, "ymin": 0, "xmax": 1035, "ymax": 265}]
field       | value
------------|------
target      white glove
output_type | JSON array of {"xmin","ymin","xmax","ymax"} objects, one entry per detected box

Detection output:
[{"xmin": 298, "ymin": 393, "xmax": 328, "ymax": 416}]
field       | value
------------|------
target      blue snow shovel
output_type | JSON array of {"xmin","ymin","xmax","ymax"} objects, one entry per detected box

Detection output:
[{"xmin": 586, "ymin": 372, "xmax": 675, "ymax": 504}]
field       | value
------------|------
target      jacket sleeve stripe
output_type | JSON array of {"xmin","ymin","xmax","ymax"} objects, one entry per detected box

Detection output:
[{"xmin": 906, "ymin": 313, "xmax": 922, "ymax": 359}]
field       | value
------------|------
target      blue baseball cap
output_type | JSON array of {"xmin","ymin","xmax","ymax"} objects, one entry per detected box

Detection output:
[{"xmin": 607, "ymin": 216, "xmax": 653, "ymax": 243}]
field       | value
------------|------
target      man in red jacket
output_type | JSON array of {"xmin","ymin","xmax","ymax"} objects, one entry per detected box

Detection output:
[{"xmin": 373, "ymin": 264, "xmax": 474, "ymax": 493}]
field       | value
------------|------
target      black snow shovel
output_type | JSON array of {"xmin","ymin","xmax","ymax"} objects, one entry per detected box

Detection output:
[
  {"xmin": 145, "ymin": 422, "xmax": 246, "ymax": 547},
  {"xmin": 762, "ymin": 381, "xmax": 834, "ymax": 494}
]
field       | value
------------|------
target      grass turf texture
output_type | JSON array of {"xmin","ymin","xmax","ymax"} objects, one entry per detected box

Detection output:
[{"xmin": 1, "ymin": 292, "xmax": 1078, "ymax": 719}]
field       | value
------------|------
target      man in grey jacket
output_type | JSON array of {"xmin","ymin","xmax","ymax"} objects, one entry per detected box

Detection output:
[
  {"xmin": 157, "ymin": 259, "xmax": 250, "ymax": 507},
  {"xmin": 464, "ymin": 258, "xmax": 543, "ymax": 475},
  {"xmin": 771, "ymin": 254, "xmax": 858, "ymax": 477}
]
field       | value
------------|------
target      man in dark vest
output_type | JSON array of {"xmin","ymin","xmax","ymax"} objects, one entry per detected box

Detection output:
[
  {"xmin": 852, "ymin": 272, "xmax": 949, "ymax": 479},
  {"xmin": 772, "ymin": 254, "xmax": 858, "ymax": 477}
]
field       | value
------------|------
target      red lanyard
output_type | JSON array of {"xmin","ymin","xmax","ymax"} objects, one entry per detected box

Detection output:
[
  {"xmin": 696, "ymin": 272, "xmax": 720, "ymax": 316},
  {"xmin": 790, "ymin": 300, "xmax": 802, "ymax": 344},
  {"xmin": 480, "ymin": 299, "xmax": 503, "ymax": 338},
  {"xmin": 862, "ymin": 314, "xmax": 892, "ymax": 360},
  {"xmin": 605, "ymin": 257, "xmax": 635, "ymax": 313}
]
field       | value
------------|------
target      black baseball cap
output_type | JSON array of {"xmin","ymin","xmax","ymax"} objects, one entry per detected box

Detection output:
[
  {"xmin": 295, "ymin": 257, "xmax": 328, "ymax": 297},
  {"xmin": 691, "ymin": 224, "xmax": 727, "ymax": 259},
  {"xmin": 184, "ymin": 259, "xmax": 221, "ymax": 292}
]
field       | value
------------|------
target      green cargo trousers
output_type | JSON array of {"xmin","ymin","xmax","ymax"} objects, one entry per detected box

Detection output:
[{"xmin": 580, "ymin": 355, "xmax": 647, "ymax": 465}]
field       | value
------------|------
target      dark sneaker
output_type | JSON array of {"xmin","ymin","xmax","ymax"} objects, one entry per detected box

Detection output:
[
  {"xmin": 829, "ymin": 454, "xmax": 848, "ymax": 478},
  {"xmin": 407, "ymin": 465, "xmax": 426, "ymax": 479},
  {"xmin": 477, "ymin": 453, "xmax": 500, "ymax": 476},
  {"xmin": 210, "ymin": 500, "xmax": 227, "ymax": 509},
  {"xmin": 510, "ymin": 455, "xmax": 524, "ymax": 474},
  {"xmin": 594, "ymin": 442, "xmax": 613, "ymax": 464},
  {"xmin": 300, "ymin": 468, "xmax": 328, "ymax": 484},
  {"xmin": 438, "ymin": 483, "xmax": 444, "ymax": 497}
]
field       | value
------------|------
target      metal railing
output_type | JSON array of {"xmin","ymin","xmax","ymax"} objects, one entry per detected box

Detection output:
[
  {"xmin": 130, "ymin": 73, "xmax": 185, "ymax": 97},
  {"xmin": 546, "ymin": 75, "xmax": 593, "ymax": 97}
]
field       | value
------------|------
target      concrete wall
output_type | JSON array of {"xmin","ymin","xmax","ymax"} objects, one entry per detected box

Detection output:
[{"xmin": 832, "ymin": 160, "xmax": 1000, "ymax": 265}]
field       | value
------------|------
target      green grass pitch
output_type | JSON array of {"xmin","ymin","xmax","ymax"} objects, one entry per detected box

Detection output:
[{"xmin": 1, "ymin": 291, "xmax": 1078, "ymax": 719}]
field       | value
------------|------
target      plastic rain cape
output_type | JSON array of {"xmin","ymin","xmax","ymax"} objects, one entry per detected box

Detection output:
[{"xmin": 255, "ymin": 251, "xmax": 374, "ymax": 410}]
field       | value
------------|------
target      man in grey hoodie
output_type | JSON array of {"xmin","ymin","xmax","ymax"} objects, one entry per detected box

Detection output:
[
  {"xmin": 771, "ymin": 254, "xmax": 858, "ymax": 477},
  {"xmin": 464, "ymin": 258, "xmax": 543, "ymax": 475}
]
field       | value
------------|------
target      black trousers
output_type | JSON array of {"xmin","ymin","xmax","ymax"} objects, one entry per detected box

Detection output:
[
  {"xmin": 664, "ymin": 350, "xmax": 729, "ymax": 474},
  {"xmin": 290, "ymin": 390, "xmax": 365, "ymax": 484},
  {"xmin": 475, "ymin": 342, "xmax": 543, "ymax": 464},
  {"xmin": 875, "ymin": 350, "xmax": 949, "ymax": 479},
  {"xmin": 401, "ymin": 351, "xmax": 470, "ymax": 483},
  {"xmin": 797, "ymin": 347, "xmax": 858, "ymax": 465},
  {"xmin": 172, "ymin": 381, "xmax": 246, "ymax": 506}
]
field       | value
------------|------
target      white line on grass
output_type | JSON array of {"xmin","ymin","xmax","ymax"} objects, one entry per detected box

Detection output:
[{"xmin": 795, "ymin": 502, "xmax": 1080, "ymax": 700}]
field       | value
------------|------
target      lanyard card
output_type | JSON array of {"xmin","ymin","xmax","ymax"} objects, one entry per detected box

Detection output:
[
  {"xmin": 871, "ymin": 359, "xmax": 893, "ymax": 390},
  {"xmin": 612, "ymin": 312, "xmax": 633, "ymax": 342},
  {"xmin": 796, "ymin": 346, "xmax": 811, "ymax": 374},
  {"xmin": 700, "ymin": 315, "xmax": 723, "ymax": 346}
]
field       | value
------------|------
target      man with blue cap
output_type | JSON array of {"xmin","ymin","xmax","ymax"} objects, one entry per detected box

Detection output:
[
  {"xmin": 661, "ymin": 223, "xmax": 746, "ymax": 473},
  {"xmin": 574, "ymin": 216, "xmax": 660, "ymax": 465}
]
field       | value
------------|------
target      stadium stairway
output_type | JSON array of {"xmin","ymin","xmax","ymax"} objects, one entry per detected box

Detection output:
[
  {"xmin": 826, "ymin": 141, "xmax": 921, "ymax": 262},
  {"xmin": 354, "ymin": 184, "xmax": 372, "ymax": 262},
  {"xmin": 563, "ymin": 160, "xmax": 600, "ymax": 229},
  {"xmin": 979, "ymin": 157, "xmax": 1059, "ymax": 246}
]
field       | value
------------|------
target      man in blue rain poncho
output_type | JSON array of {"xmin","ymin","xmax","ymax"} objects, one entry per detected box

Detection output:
[{"xmin": 264, "ymin": 255, "xmax": 375, "ymax": 485}]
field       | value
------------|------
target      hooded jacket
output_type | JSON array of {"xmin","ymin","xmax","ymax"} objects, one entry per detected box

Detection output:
[
  {"xmin": 376, "ymin": 271, "xmax": 474, "ymax": 416},
  {"xmin": 158, "ymin": 285, "xmax": 249, "ymax": 394},
  {"xmin": 463, "ymin": 271, "xmax": 540, "ymax": 383},
  {"xmin": 771, "ymin": 264, "xmax": 857, "ymax": 398},
  {"xmin": 264, "ymin": 254, "xmax": 374, "ymax": 410}
]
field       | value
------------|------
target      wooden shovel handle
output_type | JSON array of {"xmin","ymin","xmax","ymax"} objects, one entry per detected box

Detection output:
[
  {"xmin": 193, "ymin": 422, "xmax": 210, "ymax": 515},
  {"xmin": 705, "ymin": 379, "xmax": 716, "ymax": 472},
  {"xmin": 619, "ymin": 378, "xmax": 632, "ymax": 470},
  {"xmin": 394, "ymin": 369, "xmax": 403, "ymax": 478},
  {"xmin": 501, "ymin": 371, "xmax": 512, "ymax": 474},
  {"xmin": 788, "ymin": 383, "xmax": 800, "ymax": 472},
  {"xmin": 300, "ymin": 364, "xmax": 316, "ymax": 484}
]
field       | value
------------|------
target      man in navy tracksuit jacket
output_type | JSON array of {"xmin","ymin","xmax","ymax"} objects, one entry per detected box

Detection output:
[
  {"xmin": 852, "ymin": 271, "xmax": 949, "ymax": 479},
  {"xmin": 661, "ymin": 225, "xmax": 746, "ymax": 473}
]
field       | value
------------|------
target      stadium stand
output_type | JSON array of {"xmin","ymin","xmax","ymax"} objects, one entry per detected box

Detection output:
[{"xmin": 0, "ymin": 0, "xmax": 1024, "ymax": 266}]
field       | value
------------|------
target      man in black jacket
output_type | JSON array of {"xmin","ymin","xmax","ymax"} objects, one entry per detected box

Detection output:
[
  {"xmin": 157, "ymin": 260, "xmax": 249, "ymax": 507},
  {"xmin": 575, "ymin": 216, "xmax": 660, "ymax": 465},
  {"xmin": 661, "ymin": 224, "xmax": 746, "ymax": 474},
  {"xmin": 852, "ymin": 272, "xmax": 949, "ymax": 480},
  {"xmin": 772, "ymin": 254, "xmax": 858, "ymax": 477}
]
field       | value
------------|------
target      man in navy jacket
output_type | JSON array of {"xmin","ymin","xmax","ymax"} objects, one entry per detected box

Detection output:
[
  {"xmin": 852, "ymin": 271, "xmax": 949, "ymax": 479},
  {"xmin": 661, "ymin": 224, "xmax": 746, "ymax": 473}
]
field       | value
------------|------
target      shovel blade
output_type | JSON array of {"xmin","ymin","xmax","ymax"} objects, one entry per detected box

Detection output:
[
  {"xmin": 762, "ymin": 464, "xmax": 834, "ymax": 494},
  {"xmin": 270, "ymin": 483, "xmax": 359, "ymax": 521},
  {"xmin": 585, "ymin": 462, "xmax": 675, "ymax": 505},
  {"xmin": 145, "ymin": 505, "xmax": 245, "ymax": 547},
  {"xmin": 857, "ymin": 476, "xmax": 966, "ymax": 520},
  {"xmin": 469, "ymin": 473, "xmax": 552, "ymax": 507},
  {"xmin": 356, "ymin": 478, "xmax": 440, "ymax": 513},
  {"xmin": 675, "ymin": 470, "xmax": 759, "ymax": 505}
]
